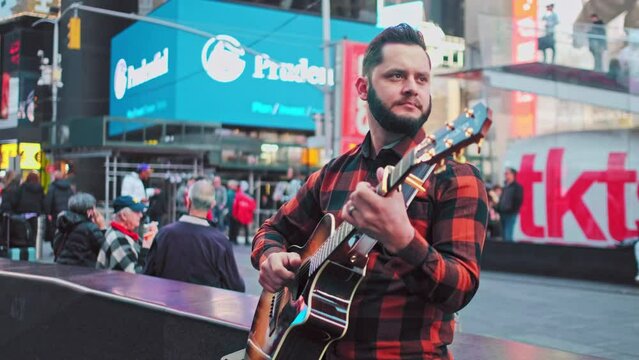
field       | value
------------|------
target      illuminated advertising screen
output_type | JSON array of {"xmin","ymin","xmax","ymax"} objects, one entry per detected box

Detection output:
[
  {"xmin": 110, "ymin": 1, "xmax": 379, "ymax": 131},
  {"xmin": 0, "ymin": 142, "xmax": 41, "ymax": 170},
  {"xmin": 339, "ymin": 40, "xmax": 369, "ymax": 154}
]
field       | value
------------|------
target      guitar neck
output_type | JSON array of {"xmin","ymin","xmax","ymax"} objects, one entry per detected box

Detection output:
[{"xmin": 308, "ymin": 153, "xmax": 433, "ymax": 276}]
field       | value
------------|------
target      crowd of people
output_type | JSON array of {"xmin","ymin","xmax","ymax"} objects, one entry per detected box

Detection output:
[
  {"xmin": 0, "ymin": 164, "xmax": 268, "ymax": 293},
  {"xmin": 537, "ymin": 3, "xmax": 638, "ymax": 82},
  {"xmin": 0, "ymin": 170, "xmax": 73, "ymax": 249}
]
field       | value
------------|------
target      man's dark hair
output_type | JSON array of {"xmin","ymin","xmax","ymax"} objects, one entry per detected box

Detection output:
[
  {"xmin": 362, "ymin": 23, "xmax": 429, "ymax": 78},
  {"xmin": 506, "ymin": 167, "xmax": 518, "ymax": 177}
]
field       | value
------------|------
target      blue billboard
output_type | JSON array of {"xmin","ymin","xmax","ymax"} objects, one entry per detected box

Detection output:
[{"xmin": 110, "ymin": 0, "xmax": 379, "ymax": 131}]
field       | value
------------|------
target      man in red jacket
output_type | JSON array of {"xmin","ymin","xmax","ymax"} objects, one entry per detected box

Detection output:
[{"xmin": 230, "ymin": 182, "xmax": 255, "ymax": 245}]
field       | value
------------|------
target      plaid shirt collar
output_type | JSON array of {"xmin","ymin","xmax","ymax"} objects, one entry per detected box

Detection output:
[{"xmin": 360, "ymin": 126, "xmax": 427, "ymax": 160}]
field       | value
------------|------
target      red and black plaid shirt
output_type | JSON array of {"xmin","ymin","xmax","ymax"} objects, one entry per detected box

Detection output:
[{"xmin": 252, "ymin": 128, "xmax": 488, "ymax": 360}]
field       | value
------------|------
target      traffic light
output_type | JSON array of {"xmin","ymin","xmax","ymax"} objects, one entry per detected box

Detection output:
[
  {"xmin": 34, "ymin": 85, "xmax": 52, "ymax": 124},
  {"xmin": 67, "ymin": 16, "xmax": 81, "ymax": 50}
]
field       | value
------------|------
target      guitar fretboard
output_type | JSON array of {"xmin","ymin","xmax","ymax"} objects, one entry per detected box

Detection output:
[
  {"xmin": 307, "ymin": 147, "xmax": 425, "ymax": 275},
  {"xmin": 309, "ymin": 221, "xmax": 355, "ymax": 274}
]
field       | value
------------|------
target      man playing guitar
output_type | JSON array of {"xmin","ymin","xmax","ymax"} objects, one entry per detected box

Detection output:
[{"xmin": 251, "ymin": 23, "xmax": 488, "ymax": 359}]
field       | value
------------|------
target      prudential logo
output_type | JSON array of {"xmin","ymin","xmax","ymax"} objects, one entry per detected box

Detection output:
[
  {"xmin": 113, "ymin": 59, "xmax": 128, "ymax": 100},
  {"xmin": 114, "ymin": 48, "xmax": 169, "ymax": 100},
  {"xmin": 201, "ymin": 34, "xmax": 246, "ymax": 83}
]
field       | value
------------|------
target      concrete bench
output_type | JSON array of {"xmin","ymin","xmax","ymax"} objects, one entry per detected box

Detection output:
[{"xmin": 0, "ymin": 258, "xmax": 603, "ymax": 359}]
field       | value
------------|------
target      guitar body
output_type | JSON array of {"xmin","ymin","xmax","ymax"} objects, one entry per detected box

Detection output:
[{"xmin": 245, "ymin": 214, "xmax": 369, "ymax": 360}]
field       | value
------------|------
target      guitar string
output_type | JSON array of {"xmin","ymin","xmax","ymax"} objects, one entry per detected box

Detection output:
[{"xmin": 308, "ymin": 148, "xmax": 418, "ymax": 275}]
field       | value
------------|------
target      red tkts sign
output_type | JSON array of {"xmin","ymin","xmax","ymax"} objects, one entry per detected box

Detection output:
[
  {"xmin": 506, "ymin": 131, "xmax": 638, "ymax": 247},
  {"xmin": 340, "ymin": 40, "xmax": 369, "ymax": 154},
  {"xmin": 520, "ymin": 148, "xmax": 637, "ymax": 242}
]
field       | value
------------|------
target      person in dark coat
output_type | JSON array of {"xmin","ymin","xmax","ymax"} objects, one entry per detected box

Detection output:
[
  {"xmin": 0, "ymin": 170, "xmax": 20, "ymax": 214},
  {"xmin": 496, "ymin": 167, "xmax": 524, "ymax": 242},
  {"xmin": 144, "ymin": 180, "xmax": 245, "ymax": 292},
  {"xmin": 0, "ymin": 170, "xmax": 21, "ymax": 246},
  {"xmin": 12, "ymin": 172, "xmax": 44, "ymax": 246},
  {"xmin": 53, "ymin": 193, "xmax": 106, "ymax": 267},
  {"xmin": 15, "ymin": 171, "xmax": 44, "ymax": 214},
  {"xmin": 146, "ymin": 178, "xmax": 168, "ymax": 227},
  {"xmin": 44, "ymin": 171, "xmax": 75, "ymax": 219},
  {"xmin": 45, "ymin": 171, "xmax": 75, "ymax": 241}
]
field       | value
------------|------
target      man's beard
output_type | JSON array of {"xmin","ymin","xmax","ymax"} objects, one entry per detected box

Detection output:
[{"xmin": 367, "ymin": 86, "xmax": 430, "ymax": 136}]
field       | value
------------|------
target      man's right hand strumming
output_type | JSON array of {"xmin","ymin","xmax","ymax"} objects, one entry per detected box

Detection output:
[{"xmin": 259, "ymin": 252, "xmax": 301, "ymax": 293}]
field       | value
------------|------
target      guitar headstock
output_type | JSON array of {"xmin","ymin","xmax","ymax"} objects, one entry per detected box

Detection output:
[
  {"xmin": 378, "ymin": 103, "xmax": 492, "ymax": 197},
  {"xmin": 415, "ymin": 103, "xmax": 492, "ymax": 169}
]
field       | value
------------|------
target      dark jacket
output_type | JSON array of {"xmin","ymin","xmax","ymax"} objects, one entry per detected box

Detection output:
[
  {"xmin": 497, "ymin": 181, "xmax": 524, "ymax": 215},
  {"xmin": 44, "ymin": 179, "xmax": 74, "ymax": 217},
  {"xmin": 143, "ymin": 215, "xmax": 245, "ymax": 292},
  {"xmin": 53, "ymin": 211, "xmax": 105, "ymax": 267},
  {"xmin": 15, "ymin": 182, "xmax": 45, "ymax": 214},
  {"xmin": 0, "ymin": 180, "xmax": 20, "ymax": 213},
  {"xmin": 147, "ymin": 191, "xmax": 167, "ymax": 224}
]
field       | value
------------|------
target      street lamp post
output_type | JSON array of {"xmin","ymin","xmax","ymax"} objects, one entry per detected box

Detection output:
[
  {"xmin": 51, "ymin": 19, "xmax": 59, "ymax": 147},
  {"xmin": 321, "ymin": 0, "xmax": 333, "ymax": 161}
]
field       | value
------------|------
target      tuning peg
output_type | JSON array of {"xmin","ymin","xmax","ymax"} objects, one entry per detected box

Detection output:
[
  {"xmin": 418, "ymin": 154, "xmax": 432, "ymax": 163},
  {"xmin": 465, "ymin": 128, "xmax": 474, "ymax": 138},
  {"xmin": 419, "ymin": 148, "xmax": 438, "ymax": 163},
  {"xmin": 404, "ymin": 173, "xmax": 426, "ymax": 192},
  {"xmin": 445, "ymin": 139, "xmax": 453, "ymax": 148},
  {"xmin": 465, "ymin": 108, "xmax": 475, "ymax": 118},
  {"xmin": 446, "ymin": 122, "xmax": 455, "ymax": 131},
  {"xmin": 454, "ymin": 148, "xmax": 467, "ymax": 163},
  {"xmin": 434, "ymin": 159, "xmax": 447, "ymax": 174},
  {"xmin": 427, "ymin": 134, "xmax": 436, "ymax": 144}
]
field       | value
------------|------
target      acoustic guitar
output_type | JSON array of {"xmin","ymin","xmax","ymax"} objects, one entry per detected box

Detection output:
[{"xmin": 245, "ymin": 103, "xmax": 492, "ymax": 360}]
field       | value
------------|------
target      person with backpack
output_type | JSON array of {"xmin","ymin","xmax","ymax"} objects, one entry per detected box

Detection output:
[
  {"xmin": 53, "ymin": 193, "xmax": 106, "ymax": 267},
  {"xmin": 229, "ymin": 181, "xmax": 255, "ymax": 245}
]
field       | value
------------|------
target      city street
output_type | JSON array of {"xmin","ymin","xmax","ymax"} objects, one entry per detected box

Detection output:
[{"xmin": 229, "ymin": 242, "xmax": 639, "ymax": 360}]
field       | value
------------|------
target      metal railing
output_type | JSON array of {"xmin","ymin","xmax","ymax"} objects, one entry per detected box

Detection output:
[
  {"xmin": 475, "ymin": 14, "xmax": 639, "ymax": 93},
  {"xmin": 41, "ymin": 116, "xmax": 319, "ymax": 170}
]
